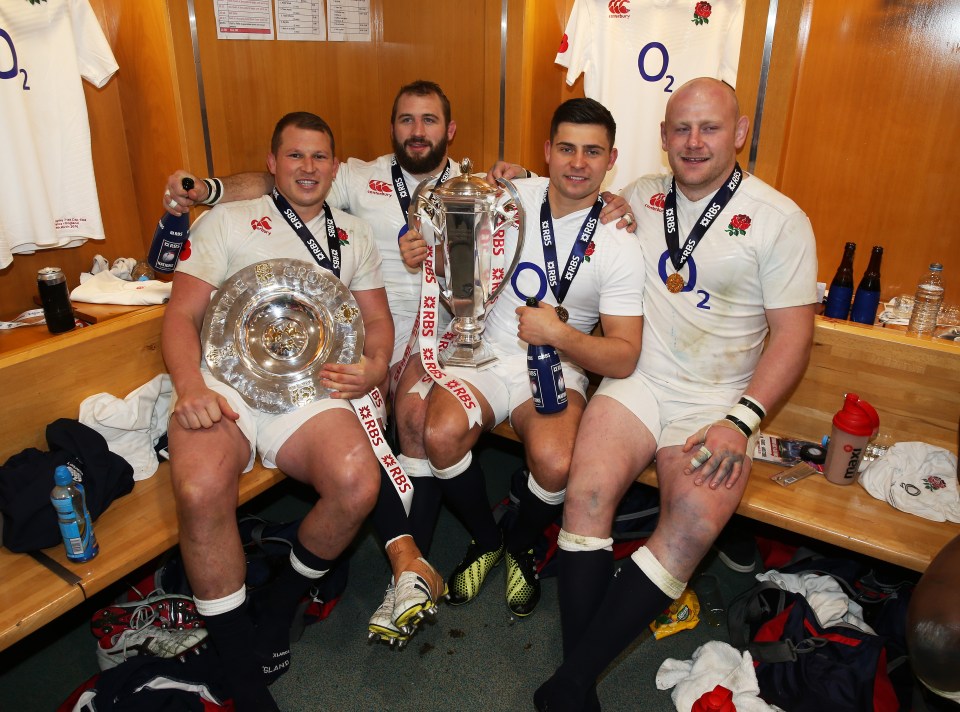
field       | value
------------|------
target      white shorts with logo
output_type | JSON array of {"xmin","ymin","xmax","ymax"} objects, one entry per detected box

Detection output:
[
  {"xmin": 172, "ymin": 368, "xmax": 354, "ymax": 472},
  {"xmin": 444, "ymin": 353, "xmax": 589, "ymax": 428},
  {"xmin": 595, "ymin": 370, "xmax": 758, "ymax": 455}
]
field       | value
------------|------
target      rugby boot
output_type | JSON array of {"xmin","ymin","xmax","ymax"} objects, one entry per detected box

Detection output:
[
  {"xmin": 393, "ymin": 557, "xmax": 447, "ymax": 631},
  {"xmin": 446, "ymin": 536, "xmax": 505, "ymax": 606},
  {"xmin": 505, "ymin": 548, "xmax": 541, "ymax": 617},
  {"xmin": 367, "ymin": 582, "xmax": 409, "ymax": 649}
]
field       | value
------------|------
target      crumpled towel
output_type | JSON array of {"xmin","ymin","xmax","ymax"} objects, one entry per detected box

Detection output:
[
  {"xmin": 71, "ymin": 270, "xmax": 171, "ymax": 305},
  {"xmin": 79, "ymin": 374, "xmax": 172, "ymax": 480},
  {"xmin": 859, "ymin": 442, "xmax": 959, "ymax": 522},
  {"xmin": 656, "ymin": 640, "xmax": 784, "ymax": 712},
  {"xmin": 755, "ymin": 570, "xmax": 874, "ymax": 633}
]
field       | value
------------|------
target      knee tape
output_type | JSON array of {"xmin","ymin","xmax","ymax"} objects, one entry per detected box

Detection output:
[
  {"xmin": 527, "ymin": 471, "xmax": 565, "ymax": 505},
  {"xmin": 429, "ymin": 451, "xmax": 471, "ymax": 480},
  {"xmin": 194, "ymin": 586, "xmax": 246, "ymax": 616},
  {"xmin": 557, "ymin": 528, "xmax": 613, "ymax": 553},
  {"xmin": 630, "ymin": 546, "xmax": 686, "ymax": 600},
  {"xmin": 399, "ymin": 454, "xmax": 432, "ymax": 478}
]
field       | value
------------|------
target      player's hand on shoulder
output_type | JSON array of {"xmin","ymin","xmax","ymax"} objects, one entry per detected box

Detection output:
[
  {"xmin": 600, "ymin": 191, "xmax": 636, "ymax": 233},
  {"xmin": 486, "ymin": 162, "xmax": 529, "ymax": 185}
]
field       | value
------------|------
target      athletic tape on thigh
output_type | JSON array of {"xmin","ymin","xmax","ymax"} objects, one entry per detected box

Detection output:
[{"xmin": 351, "ymin": 390, "xmax": 413, "ymax": 514}]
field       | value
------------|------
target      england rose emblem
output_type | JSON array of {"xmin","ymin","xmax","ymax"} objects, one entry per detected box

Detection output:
[
  {"xmin": 693, "ymin": 1, "xmax": 712, "ymax": 25},
  {"xmin": 584, "ymin": 241, "xmax": 596, "ymax": 262},
  {"xmin": 558, "ymin": 33, "xmax": 569, "ymax": 53},
  {"xmin": 336, "ymin": 227, "xmax": 350, "ymax": 246},
  {"xmin": 923, "ymin": 475, "xmax": 947, "ymax": 491},
  {"xmin": 178, "ymin": 240, "xmax": 192, "ymax": 261},
  {"xmin": 725, "ymin": 214, "xmax": 751, "ymax": 236}
]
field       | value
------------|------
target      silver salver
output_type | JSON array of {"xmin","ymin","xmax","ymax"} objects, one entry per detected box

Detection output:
[
  {"xmin": 201, "ymin": 258, "xmax": 364, "ymax": 414},
  {"xmin": 408, "ymin": 158, "xmax": 524, "ymax": 368}
]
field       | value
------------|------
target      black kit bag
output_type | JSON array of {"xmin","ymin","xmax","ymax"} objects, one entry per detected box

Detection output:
[{"xmin": 729, "ymin": 578, "xmax": 904, "ymax": 712}]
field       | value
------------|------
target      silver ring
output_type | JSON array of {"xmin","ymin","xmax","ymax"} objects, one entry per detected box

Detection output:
[
  {"xmin": 689, "ymin": 445, "xmax": 712, "ymax": 469},
  {"xmin": 168, "ymin": 199, "xmax": 179, "ymax": 210},
  {"xmin": 623, "ymin": 213, "xmax": 634, "ymax": 226}
]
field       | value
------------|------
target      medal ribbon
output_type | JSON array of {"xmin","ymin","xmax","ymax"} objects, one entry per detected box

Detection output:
[
  {"xmin": 351, "ymin": 389, "xmax": 413, "ymax": 512},
  {"xmin": 540, "ymin": 189, "xmax": 602, "ymax": 307},
  {"xmin": 271, "ymin": 188, "xmax": 342, "ymax": 279},
  {"xmin": 663, "ymin": 163, "xmax": 743, "ymax": 274},
  {"xmin": 391, "ymin": 156, "xmax": 451, "ymax": 231}
]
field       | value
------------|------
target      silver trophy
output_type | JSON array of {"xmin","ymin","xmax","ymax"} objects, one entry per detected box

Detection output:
[
  {"xmin": 408, "ymin": 158, "xmax": 524, "ymax": 368},
  {"xmin": 201, "ymin": 258, "xmax": 364, "ymax": 414}
]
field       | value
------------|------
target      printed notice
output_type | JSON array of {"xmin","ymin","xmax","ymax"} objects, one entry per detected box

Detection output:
[
  {"xmin": 277, "ymin": 0, "xmax": 326, "ymax": 41},
  {"xmin": 215, "ymin": 0, "xmax": 275, "ymax": 40},
  {"xmin": 327, "ymin": 0, "xmax": 371, "ymax": 42}
]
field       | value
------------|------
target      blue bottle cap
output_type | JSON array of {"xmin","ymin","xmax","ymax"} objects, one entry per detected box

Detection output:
[{"xmin": 54, "ymin": 465, "xmax": 73, "ymax": 486}]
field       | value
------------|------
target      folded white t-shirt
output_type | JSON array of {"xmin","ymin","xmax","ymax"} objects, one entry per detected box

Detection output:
[
  {"xmin": 71, "ymin": 271, "xmax": 171, "ymax": 305},
  {"xmin": 859, "ymin": 442, "xmax": 960, "ymax": 522}
]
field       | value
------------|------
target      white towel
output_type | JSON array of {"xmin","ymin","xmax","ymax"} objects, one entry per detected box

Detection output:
[
  {"xmin": 71, "ymin": 270, "xmax": 171, "ymax": 305},
  {"xmin": 656, "ymin": 640, "xmax": 784, "ymax": 712},
  {"xmin": 79, "ymin": 374, "xmax": 172, "ymax": 480},
  {"xmin": 859, "ymin": 442, "xmax": 960, "ymax": 522},
  {"xmin": 754, "ymin": 571, "xmax": 874, "ymax": 633}
]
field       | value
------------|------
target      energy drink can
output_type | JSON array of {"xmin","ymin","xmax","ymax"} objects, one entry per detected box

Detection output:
[{"xmin": 37, "ymin": 267, "xmax": 76, "ymax": 334}]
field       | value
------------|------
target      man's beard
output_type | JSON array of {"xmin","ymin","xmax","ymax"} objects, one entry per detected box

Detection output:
[{"xmin": 392, "ymin": 134, "xmax": 448, "ymax": 176}]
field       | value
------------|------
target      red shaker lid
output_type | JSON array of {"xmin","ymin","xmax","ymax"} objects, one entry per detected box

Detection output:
[
  {"xmin": 833, "ymin": 393, "xmax": 880, "ymax": 437},
  {"xmin": 691, "ymin": 684, "xmax": 736, "ymax": 711}
]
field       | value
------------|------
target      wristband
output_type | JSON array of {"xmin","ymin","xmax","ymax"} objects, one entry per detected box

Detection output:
[
  {"xmin": 738, "ymin": 395, "xmax": 766, "ymax": 420},
  {"xmin": 199, "ymin": 177, "xmax": 223, "ymax": 206},
  {"xmin": 725, "ymin": 396, "xmax": 765, "ymax": 438}
]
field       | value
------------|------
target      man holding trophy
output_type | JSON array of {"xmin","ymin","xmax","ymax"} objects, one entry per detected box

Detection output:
[
  {"xmin": 398, "ymin": 98, "xmax": 645, "ymax": 618},
  {"xmin": 162, "ymin": 111, "xmax": 393, "ymax": 711}
]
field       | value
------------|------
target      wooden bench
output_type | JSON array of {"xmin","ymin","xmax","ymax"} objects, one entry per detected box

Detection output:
[
  {"xmin": 0, "ymin": 306, "xmax": 285, "ymax": 652},
  {"xmin": 493, "ymin": 317, "xmax": 960, "ymax": 573}
]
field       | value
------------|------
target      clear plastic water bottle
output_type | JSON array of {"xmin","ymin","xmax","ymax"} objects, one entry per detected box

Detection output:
[
  {"xmin": 905, "ymin": 263, "xmax": 944, "ymax": 337},
  {"xmin": 51, "ymin": 465, "xmax": 99, "ymax": 562},
  {"xmin": 525, "ymin": 297, "xmax": 567, "ymax": 414}
]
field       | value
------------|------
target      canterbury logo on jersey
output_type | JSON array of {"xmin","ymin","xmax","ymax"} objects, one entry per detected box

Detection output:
[
  {"xmin": 368, "ymin": 180, "xmax": 393, "ymax": 196},
  {"xmin": 645, "ymin": 193, "xmax": 666, "ymax": 212},
  {"xmin": 608, "ymin": 0, "xmax": 630, "ymax": 16},
  {"xmin": 251, "ymin": 216, "xmax": 273, "ymax": 233}
]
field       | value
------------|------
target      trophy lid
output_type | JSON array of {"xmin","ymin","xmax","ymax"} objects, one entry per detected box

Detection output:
[{"xmin": 432, "ymin": 158, "xmax": 497, "ymax": 200}]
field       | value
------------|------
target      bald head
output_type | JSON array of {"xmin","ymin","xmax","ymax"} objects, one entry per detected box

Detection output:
[{"xmin": 660, "ymin": 77, "xmax": 749, "ymax": 201}]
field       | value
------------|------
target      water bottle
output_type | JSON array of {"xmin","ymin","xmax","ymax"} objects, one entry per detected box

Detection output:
[
  {"xmin": 823, "ymin": 393, "xmax": 879, "ymax": 486},
  {"xmin": 692, "ymin": 685, "xmax": 737, "ymax": 712},
  {"xmin": 823, "ymin": 241, "xmax": 856, "ymax": 319},
  {"xmin": 526, "ymin": 297, "xmax": 567, "ymax": 414},
  {"xmin": 147, "ymin": 177, "xmax": 193, "ymax": 273},
  {"xmin": 850, "ymin": 245, "xmax": 883, "ymax": 325},
  {"xmin": 50, "ymin": 465, "xmax": 99, "ymax": 562},
  {"xmin": 36, "ymin": 267, "xmax": 76, "ymax": 334},
  {"xmin": 905, "ymin": 263, "xmax": 944, "ymax": 337}
]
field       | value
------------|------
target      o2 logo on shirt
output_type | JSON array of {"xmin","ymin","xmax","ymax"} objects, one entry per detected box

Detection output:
[
  {"xmin": 0, "ymin": 30, "xmax": 29, "ymax": 90},
  {"xmin": 638, "ymin": 42, "xmax": 674, "ymax": 93},
  {"xmin": 657, "ymin": 250, "xmax": 711, "ymax": 309}
]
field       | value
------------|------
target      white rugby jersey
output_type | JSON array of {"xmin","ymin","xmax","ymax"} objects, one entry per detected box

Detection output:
[
  {"xmin": 326, "ymin": 154, "xmax": 462, "ymax": 320},
  {"xmin": 177, "ymin": 194, "xmax": 383, "ymax": 295},
  {"xmin": 556, "ymin": 0, "xmax": 744, "ymax": 192},
  {"xmin": 0, "ymin": 0, "xmax": 118, "ymax": 268},
  {"xmin": 483, "ymin": 177, "xmax": 645, "ymax": 358},
  {"xmin": 622, "ymin": 172, "xmax": 817, "ymax": 395}
]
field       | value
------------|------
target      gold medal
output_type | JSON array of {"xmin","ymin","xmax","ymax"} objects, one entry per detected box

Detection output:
[
  {"xmin": 555, "ymin": 305, "xmax": 569, "ymax": 323},
  {"xmin": 666, "ymin": 273, "xmax": 685, "ymax": 293}
]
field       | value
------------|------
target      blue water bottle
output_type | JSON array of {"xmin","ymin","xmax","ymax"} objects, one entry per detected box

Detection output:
[
  {"xmin": 51, "ymin": 465, "xmax": 99, "ymax": 562},
  {"xmin": 147, "ymin": 177, "xmax": 193, "ymax": 273},
  {"xmin": 526, "ymin": 297, "xmax": 567, "ymax": 415}
]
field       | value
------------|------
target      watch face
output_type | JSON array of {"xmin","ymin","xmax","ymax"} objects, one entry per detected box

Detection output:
[{"xmin": 202, "ymin": 259, "xmax": 364, "ymax": 413}]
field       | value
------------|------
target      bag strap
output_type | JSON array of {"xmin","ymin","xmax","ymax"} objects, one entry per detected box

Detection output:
[{"xmin": 727, "ymin": 580, "xmax": 789, "ymax": 650}]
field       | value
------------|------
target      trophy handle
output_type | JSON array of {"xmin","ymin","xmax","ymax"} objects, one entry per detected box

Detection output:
[
  {"xmin": 407, "ymin": 179, "xmax": 453, "ymax": 314},
  {"xmin": 486, "ymin": 176, "xmax": 525, "ymax": 306}
]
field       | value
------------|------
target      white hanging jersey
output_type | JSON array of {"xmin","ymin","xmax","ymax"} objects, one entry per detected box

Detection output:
[
  {"xmin": 0, "ymin": 0, "xmax": 118, "ymax": 268},
  {"xmin": 556, "ymin": 0, "xmax": 744, "ymax": 192}
]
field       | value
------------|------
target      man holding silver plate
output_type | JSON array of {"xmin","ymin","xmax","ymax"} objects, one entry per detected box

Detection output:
[
  {"xmin": 162, "ymin": 112, "xmax": 393, "ymax": 711},
  {"xmin": 399, "ymin": 98, "xmax": 645, "ymax": 619}
]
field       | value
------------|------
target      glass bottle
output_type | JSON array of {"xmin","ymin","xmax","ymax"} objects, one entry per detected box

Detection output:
[
  {"xmin": 823, "ymin": 242, "xmax": 857, "ymax": 319},
  {"xmin": 850, "ymin": 246, "xmax": 883, "ymax": 325}
]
